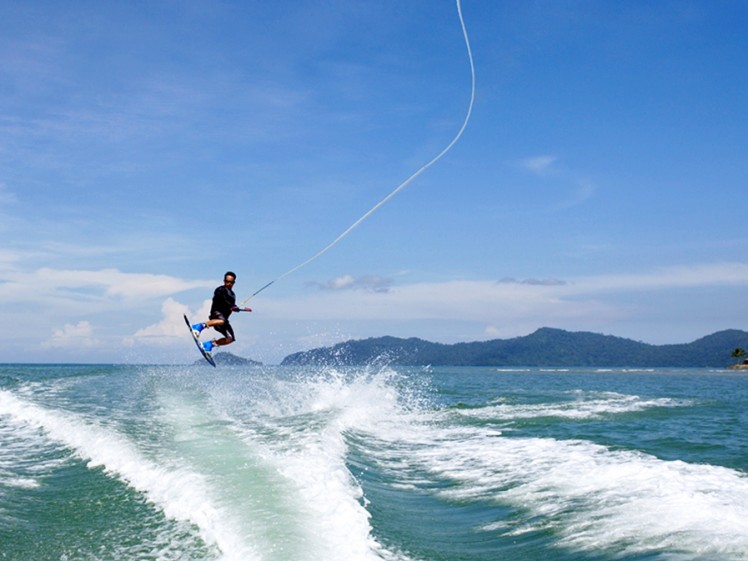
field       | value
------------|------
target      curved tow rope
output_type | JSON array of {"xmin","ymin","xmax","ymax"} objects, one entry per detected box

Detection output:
[{"xmin": 242, "ymin": 0, "xmax": 475, "ymax": 305}]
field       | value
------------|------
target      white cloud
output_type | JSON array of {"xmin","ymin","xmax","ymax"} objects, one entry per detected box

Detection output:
[
  {"xmin": 127, "ymin": 297, "xmax": 211, "ymax": 347},
  {"xmin": 7, "ymin": 261, "xmax": 748, "ymax": 362},
  {"xmin": 0, "ymin": 266, "xmax": 214, "ymax": 305},
  {"xmin": 498, "ymin": 277, "xmax": 567, "ymax": 286},
  {"xmin": 0, "ymin": 264, "xmax": 217, "ymax": 357},
  {"xmin": 572, "ymin": 262, "xmax": 748, "ymax": 292},
  {"xmin": 37, "ymin": 267, "xmax": 213, "ymax": 299},
  {"xmin": 517, "ymin": 156, "xmax": 596, "ymax": 211},
  {"xmin": 260, "ymin": 262, "xmax": 748, "ymax": 326},
  {"xmin": 43, "ymin": 320, "xmax": 97, "ymax": 348},
  {"xmin": 130, "ymin": 298, "xmax": 190, "ymax": 339},
  {"xmin": 520, "ymin": 155, "xmax": 558, "ymax": 175}
]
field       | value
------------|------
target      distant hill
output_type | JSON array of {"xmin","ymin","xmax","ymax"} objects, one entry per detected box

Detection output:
[
  {"xmin": 193, "ymin": 351, "xmax": 262, "ymax": 366},
  {"xmin": 280, "ymin": 328, "xmax": 748, "ymax": 368}
]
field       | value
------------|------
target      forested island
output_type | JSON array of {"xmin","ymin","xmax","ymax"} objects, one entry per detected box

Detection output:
[
  {"xmin": 280, "ymin": 328, "xmax": 748, "ymax": 368},
  {"xmin": 194, "ymin": 352, "xmax": 262, "ymax": 366}
]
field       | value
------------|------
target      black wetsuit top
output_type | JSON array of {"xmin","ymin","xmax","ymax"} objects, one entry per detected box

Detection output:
[{"xmin": 210, "ymin": 285, "xmax": 236, "ymax": 339}]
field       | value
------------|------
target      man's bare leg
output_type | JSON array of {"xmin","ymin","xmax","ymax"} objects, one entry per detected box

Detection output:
[{"xmin": 205, "ymin": 319, "xmax": 233, "ymax": 347}]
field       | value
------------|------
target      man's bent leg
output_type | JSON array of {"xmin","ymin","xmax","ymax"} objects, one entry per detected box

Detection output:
[{"xmin": 206, "ymin": 319, "xmax": 234, "ymax": 346}]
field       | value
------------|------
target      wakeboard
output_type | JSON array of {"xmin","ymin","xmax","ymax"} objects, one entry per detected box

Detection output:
[{"xmin": 183, "ymin": 314, "xmax": 216, "ymax": 367}]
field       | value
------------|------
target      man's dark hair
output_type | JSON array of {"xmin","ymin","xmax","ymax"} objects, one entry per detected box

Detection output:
[{"xmin": 224, "ymin": 271, "xmax": 236, "ymax": 280}]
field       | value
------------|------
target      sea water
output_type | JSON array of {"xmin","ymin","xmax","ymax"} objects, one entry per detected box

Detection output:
[{"xmin": 1, "ymin": 364, "xmax": 747, "ymax": 561}]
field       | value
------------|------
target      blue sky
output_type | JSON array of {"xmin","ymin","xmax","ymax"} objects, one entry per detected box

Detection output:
[{"xmin": 2, "ymin": 0, "xmax": 747, "ymax": 364}]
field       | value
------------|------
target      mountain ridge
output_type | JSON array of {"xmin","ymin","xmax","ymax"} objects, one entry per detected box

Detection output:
[{"xmin": 280, "ymin": 328, "xmax": 748, "ymax": 367}]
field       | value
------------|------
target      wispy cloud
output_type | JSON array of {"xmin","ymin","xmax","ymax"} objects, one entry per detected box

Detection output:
[
  {"xmin": 36, "ymin": 268, "xmax": 212, "ymax": 300},
  {"xmin": 0, "ymin": 265, "xmax": 214, "ymax": 309},
  {"xmin": 516, "ymin": 155, "xmax": 596, "ymax": 211},
  {"xmin": 520, "ymin": 155, "xmax": 558, "ymax": 175},
  {"xmin": 572, "ymin": 262, "xmax": 748, "ymax": 292},
  {"xmin": 498, "ymin": 277, "xmax": 567, "ymax": 286},
  {"xmin": 560, "ymin": 180, "xmax": 596, "ymax": 209},
  {"xmin": 308, "ymin": 274, "xmax": 394, "ymax": 293},
  {"xmin": 261, "ymin": 262, "xmax": 748, "ymax": 324}
]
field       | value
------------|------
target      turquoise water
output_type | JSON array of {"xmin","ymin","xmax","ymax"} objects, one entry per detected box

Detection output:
[{"xmin": 1, "ymin": 364, "xmax": 747, "ymax": 561}]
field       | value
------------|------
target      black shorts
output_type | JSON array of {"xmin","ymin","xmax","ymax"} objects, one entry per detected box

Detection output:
[{"xmin": 209, "ymin": 312, "xmax": 235, "ymax": 341}]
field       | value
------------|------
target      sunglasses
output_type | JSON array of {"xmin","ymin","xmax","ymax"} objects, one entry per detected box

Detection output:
[{"xmin": 224, "ymin": 279, "xmax": 235, "ymax": 284}]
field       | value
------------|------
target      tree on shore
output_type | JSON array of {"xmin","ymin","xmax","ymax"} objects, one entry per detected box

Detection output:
[{"xmin": 731, "ymin": 347, "xmax": 746, "ymax": 364}]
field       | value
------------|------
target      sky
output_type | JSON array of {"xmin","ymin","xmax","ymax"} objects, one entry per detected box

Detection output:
[{"xmin": 1, "ymin": 0, "xmax": 747, "ymax": 365}]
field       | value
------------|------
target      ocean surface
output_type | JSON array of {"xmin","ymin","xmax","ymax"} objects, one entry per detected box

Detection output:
[{"xmin": 1, "ymin": 363, "xmax": 747, "ymax": 561}]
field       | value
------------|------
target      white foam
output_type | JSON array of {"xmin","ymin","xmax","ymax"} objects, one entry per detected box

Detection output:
[
  {"xmin": 226, "ymin": 368, "xmax": 412, "ymax": 561},
  {"xmin": 185, "ymin": 368, "xmax": 745, "ymax": 560},
  {"xmin": 0, "ymin": 411, "xmax": 69, "ymax": 494},
  {"xmin": 156, "ymin": 386, "xmax": 325, "ymax": 561},
  {"xmin": 8, "ymin": 366, "xmax": 741, "ymax": 560},
  {"xmin": 1, "ymin": 475, "xmax": 39, "ymax": 489},
  {"xmin": 0, "ymin": 388, "xmax": 261, "ymax": 561},
  {"xmin": 147, "ymin": 367, "xmax": 413, "ymax": 561},
  {"xmin": 456, "ymin": 390, "xmax": 690, "ymax": 421},
  {"xmin": 360, "ymin": 414, "xmax": 748, "ymax": 560}
]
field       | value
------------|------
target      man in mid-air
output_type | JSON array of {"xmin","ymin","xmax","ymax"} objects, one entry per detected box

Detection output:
[{"xmin": 191, "ymin": 271, "xmax": 251, "ymax": 356}]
